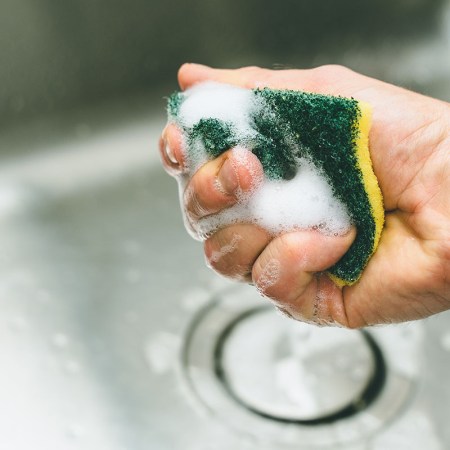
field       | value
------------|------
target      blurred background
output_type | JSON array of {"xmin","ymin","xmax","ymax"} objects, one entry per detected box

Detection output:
[
  {"xmin": 0, "ymin": 1, "xmax": 449, "ymax": 450},
  {"xmin": 1, "ymin": 0, "xmax": 449, "ymax": 131}
]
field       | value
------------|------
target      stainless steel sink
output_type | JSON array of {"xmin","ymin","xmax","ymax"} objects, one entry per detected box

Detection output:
[
  {"xmin": 0, "ymin": 0, "xmax": 449, "ymax": 446},
  {"xmin": 1, "ymin": 1, "xmax": 450, "ymax": 444},
  {"xmin": 0, "ymin": 93, "xmax": 448, "ymax": 450}
]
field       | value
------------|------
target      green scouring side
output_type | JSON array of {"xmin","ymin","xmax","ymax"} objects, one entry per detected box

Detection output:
[
  {"xmin": 255, "ymin": 89, "xmax": 374, "ymax": 284},
  {"xmin": 167, "ymin": 88, "xmax": 379, "ymax": 284}
]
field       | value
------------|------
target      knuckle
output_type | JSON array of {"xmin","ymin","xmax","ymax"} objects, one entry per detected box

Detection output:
[
  {"xmin": 240, "ymin": 65, "xmax": 264, "ymax": 74},
  {"xmin": 238, "ymin": 66, "xmax": 269, "ymax": 88},
  {"xmin": 313, "ymin": 64, "xmax": 353, "ymax": 82}
]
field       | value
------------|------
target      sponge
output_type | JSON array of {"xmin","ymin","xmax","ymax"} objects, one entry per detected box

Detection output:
[{"xmin": 167, "ymin": 83, "xmax": 384, "ymax": 286}]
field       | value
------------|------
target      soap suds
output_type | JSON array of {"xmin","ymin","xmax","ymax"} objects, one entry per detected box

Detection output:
[
  {"xmin": 196, "ymin": 157, "xmax": 350, "ymax": 238},
  {"xmin": 144, "ymin": 332, "xmax": 180, "ymax": 375},
  {"xmin": 178, "ymin": 82, "xmax": 258, "ymax": 138},
  {"xmin": 171, "ymin": 82, "xmax": 351, "ymax": 240},
  {"xmin": 209, "ymin": 233, "xmax": 243, "ymax": 263},
  {"xmin": 255, "ymin": 259, "xmax": 281, "ymax": 294}
]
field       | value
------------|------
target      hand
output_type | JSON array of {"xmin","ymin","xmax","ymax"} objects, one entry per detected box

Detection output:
[{"xmin": 159, "ymin": 63, "xmax": 450, "ymax": 327}]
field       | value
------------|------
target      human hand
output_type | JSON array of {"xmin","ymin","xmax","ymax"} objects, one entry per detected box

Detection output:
[{"xmin": 159, "ymin": 63, "xmax": 450, "ymax": 327}]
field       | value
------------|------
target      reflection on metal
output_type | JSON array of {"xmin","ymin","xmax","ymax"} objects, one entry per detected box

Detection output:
[{"xmin": 181, "ymin": 285, "xmax": 423, "ymax": 448}]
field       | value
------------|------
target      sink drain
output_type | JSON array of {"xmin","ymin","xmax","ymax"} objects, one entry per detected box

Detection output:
[
  {"xmin": 215, "ymin": 307, "xmax": 386, "ymax": 425},
  {"xmin": 180, "ymin": 285, "xmax": 423, "ymax": 448}
]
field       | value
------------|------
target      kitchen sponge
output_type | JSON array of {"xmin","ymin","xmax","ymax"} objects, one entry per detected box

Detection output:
[{"xmin": 167, "ymin": 82, "xmax": 384, "ymax": 286}]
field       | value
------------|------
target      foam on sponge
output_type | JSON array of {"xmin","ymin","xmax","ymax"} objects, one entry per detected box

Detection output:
[{"xmin": 166, "ymin": 82, "xmax": 384, "ymax": 286}]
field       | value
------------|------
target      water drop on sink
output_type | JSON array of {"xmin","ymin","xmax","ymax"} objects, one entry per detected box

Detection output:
[
  {"xmin": 66, "ymin": 422, "xmax": 85, "ymax": 439},
  {"xmin": 350, "ymin": 364, "xmax": 368, "ymax": 382},
  {"xmin": 125, "ymin": 268, "xmax": 141, "ymax": 283},
  {"xmin": 64, "ymin": 359, "xmax": 81, "ymax": 375},
  {"xmin": 144, "ymin": 332, "xmax": 180, "ymax": 374},
  {"xmin": 122, "ymin": 239, "xmax": 141, "ymax": 256},
  {"xmin": 8, "ymin": 316, "xmax": 28, "ymax": 332},
  {"xmin": 37, "ymin": 289, "xmax": 51, "ymax": 304},
  {"xmin": 440, "ymin": 331, "xmax": 450, "ymax": 352},
  {"xmin": 124, "ymin": 310, "xmax": 139, "ymax": 324},
  {"xmin": 52, "ymin": 333, "xmax": 69, "ymax": 349}
]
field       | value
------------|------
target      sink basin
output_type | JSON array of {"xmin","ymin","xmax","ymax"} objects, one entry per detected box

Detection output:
[{"xmin": 0, "ymin": 88, "xmax": 448, "ymax": 450}]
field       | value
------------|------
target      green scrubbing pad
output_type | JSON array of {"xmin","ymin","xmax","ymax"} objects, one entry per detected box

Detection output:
[{"xmin": 167, "ymin": 84, "xmax": 384, "ymax": 286}]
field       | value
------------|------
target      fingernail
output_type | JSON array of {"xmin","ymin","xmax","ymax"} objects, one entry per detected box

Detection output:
[
  {"xmin": 217, "ymin": 158, "xmax": 238, "ymax": 195},
  {"xmin": 165, "ymin": 142, "xmax": 178, "ymax": 165}
]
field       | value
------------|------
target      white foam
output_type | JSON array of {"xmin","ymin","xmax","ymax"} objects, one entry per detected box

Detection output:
[
  {"xmin": 196, "ymin": 157, "xmax": 350, "ymax": 237},
  {"xmin": 172, "ymin": 82, "xmax": 352, "ymax": 240},
  {"xmin": 178, "ymin": 82, "xmax": 256, "ymax": 138}
]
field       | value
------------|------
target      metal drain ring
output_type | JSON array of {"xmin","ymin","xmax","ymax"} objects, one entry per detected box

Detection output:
[
  {"xmin": 213, "ymin": 306, "xmax": 387, "ymax": 425},
  {"xmin": 180, "ymin": 285, "xmax": 422, "ymax": 448}
]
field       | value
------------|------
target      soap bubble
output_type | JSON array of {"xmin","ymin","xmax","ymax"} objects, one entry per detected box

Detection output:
[{"xmin": 169, "ymin": 82, "xmax": 351, "ymax": 240}]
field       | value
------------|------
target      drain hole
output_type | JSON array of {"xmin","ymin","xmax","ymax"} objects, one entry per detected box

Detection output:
[
  {"xmin": 214, "ymin": 306, "xmax": 386, "ymax": 425},
  {"xmin": 181, "ymin": 285, "xmax": 420, "ymax": 447}
]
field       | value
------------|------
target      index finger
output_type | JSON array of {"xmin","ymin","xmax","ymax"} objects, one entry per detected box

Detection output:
[{"xmin": 177, "ymin": 63, "xmax": 371, "ymax": 97}]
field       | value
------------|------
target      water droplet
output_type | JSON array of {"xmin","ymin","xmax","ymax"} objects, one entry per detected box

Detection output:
[
  {"xmin": 37, "ymin": 289, "xmax": 51, "ymax": 304},
  {"xmin": 350, "ymin": 364, "xmax": 367, "ymax": 381},
  {"xmin": 64, "ymin": 359, "xmax": 81, "ymax": 375},
  {"xmin": 124, "ymin": 310, "xmax": 139, "ymax": 324},
  {"xmin": 8, "ymin": 316, "xmax": 28, "ymax": 332},
  {"xmin": 144, "ymin": 332, "xmax": 180, "ymax": 374},
  {"xmin": 52, "ymin": 333, "xmax": 69, "ymax": 349},
  {"xmin": 181, "ymin": 288, "xmax": 210, "ymax": 311},
  {"xmin": 335, "ymin": 352, "xmax": 351, "ymax": 371},
  {"xmin": 123, "ymin": 239, "xmax": 141, "ymax": 256},
  {"xmin": 66, "ymin": 423, "xmax": 85, "ymax": 439},
  {"xmin": 293, "ymin": 327, "xmax": 311, "ymax": 341},
  {"xmin": 440, "ymin": 331, "xmax": 450, "ymax": 352},
  {"xmin": 125, "ymin": 268, "xmax": 141, "ymax": 284}
]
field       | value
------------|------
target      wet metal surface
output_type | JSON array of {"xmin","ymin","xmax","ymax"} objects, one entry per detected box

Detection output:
[
  {"xmin": 0, "ymin": 1, "xmax": 449, "ymax": 444},
  {"xmin": 0, "ymin": 111, "xmax": 448, "ymax": 449}
]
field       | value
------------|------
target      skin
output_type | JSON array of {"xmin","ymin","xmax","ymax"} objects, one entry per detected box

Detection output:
[{"xmin": 159, "ymin": 63, "xmax": 450, "ymax": 328}]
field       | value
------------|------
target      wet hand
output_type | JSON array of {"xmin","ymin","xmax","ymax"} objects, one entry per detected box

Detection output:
[{"xmin": 160, "ymin": 63, "xmax": 450, "ymax": 327}]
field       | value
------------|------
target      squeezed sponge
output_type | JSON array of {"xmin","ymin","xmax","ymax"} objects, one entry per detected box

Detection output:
[{"xmin": 167, "ymin": 83, "xmax": 384, "ymax": 286}]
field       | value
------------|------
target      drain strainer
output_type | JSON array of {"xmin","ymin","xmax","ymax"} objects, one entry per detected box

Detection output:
[{"xmin": 180, "ymin": 285, "xmax": 423, "ymax": 448}]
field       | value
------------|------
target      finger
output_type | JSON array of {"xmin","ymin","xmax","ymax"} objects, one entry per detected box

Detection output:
[
  {"xmin": 177, "ymin": 63, "xmax": 371, "ymax": 97},
  {"xmin": 159, "ymin": 123, "xmax": 186, "ymax": 176},
  {"xmin": 252, "ymin": 228, "xmax": 356, "ymax": 326},
  {"xmin": 184, "ymin": 147, "xmax": 263, "ymax": 220},
  {"xmin": 204, "ymin": 224, "xmax": 271, "ymax": 282}
]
